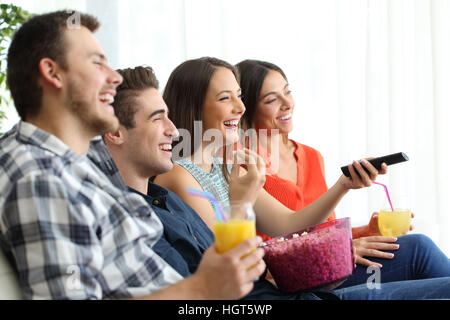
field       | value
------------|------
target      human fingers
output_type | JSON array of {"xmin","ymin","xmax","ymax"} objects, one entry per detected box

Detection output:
[
  {"xmin": 240, "ymin": 247, "xmax": 265, "ymax": 267},
  {"xmin": 362, "ymin": 248, "xmax": 394, "ymax": 260},
  {"xmin": 379, "ymin": 162, "xmax": 388, "ymax": 174},
  {"xmin": 253, "ymin": 150, "xmax": 266, "ymax": 176},
  {"xmin": 355, "ymin": 256, "xmax": 383, "ymax": 268},
  {"xmin": 359, "ymin": 159, "xmax": 379, "ymax": 182},
  {"xmin": 361, "ymin": 158, "xmax": 379, "ymax": 178},
  {"xmin": 348, "ymin": 161, "xmax": 372, "ymax": 187},
  {"xmin": 241, "ymin": 148, "xmax": 265, "ymax": 176},
  {"xmin": 243, "ymin": 256, "xmax": 266, "ymax": 280},
  {"xmin": 224, "ymin": 236, "xmax": 263, "ymax": 259},
  {"xmin": 364, "ymin": 236, "xmax": 398, "ymax": 243},
  {"xmin": 231, "ymin": 157, "xmax": 240, "ymax": 179},
  {"xmin": 364, "ymin": 241, "xmax": 400, "ymax": 252}
]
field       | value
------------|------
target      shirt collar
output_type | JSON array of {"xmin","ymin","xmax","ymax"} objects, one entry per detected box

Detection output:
[
  {"xmin": 17, "ymin": 121, "xmax": 82, "ymax": 160},
  {"xmin": 87, "ymin": 136, "xmax": 128, "ymax": 190},
  {"xmin": 147, "ymin": 181, "xmax": 169, "ymax": 198}
]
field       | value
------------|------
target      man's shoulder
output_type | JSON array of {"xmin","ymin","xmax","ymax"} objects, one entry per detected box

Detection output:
[{"xmin": 1, "ymin": 133, "xmax": 65, "ymax": 172}]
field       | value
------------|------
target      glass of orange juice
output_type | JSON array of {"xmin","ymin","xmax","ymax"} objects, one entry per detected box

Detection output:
[
  {"xmin": 378, "ymin": 209, "xmax": 411, "ymax": 237},
  {"xmin": 214, "ymin": 201, "xmax": 256, "ymax": 254}
]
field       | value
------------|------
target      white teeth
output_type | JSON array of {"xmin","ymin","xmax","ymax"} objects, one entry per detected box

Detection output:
[
  {"xmin": 278, "ymin": 114, "xmax": 292, "ymax": 121},
  {"xmin": 224, "ymin": 120, "xmax": 239, "ymax": 126},
  {"xmin": 159, "ymin": 144, "xmax": 172, "ymax": 151},
  {"xmin": 99, "ymin": 94, "xmax": 114, "ymax": 104}
]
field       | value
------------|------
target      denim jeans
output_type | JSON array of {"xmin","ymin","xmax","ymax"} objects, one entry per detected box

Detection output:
[
  {"xmin": 331, "ymin": 234, "xmax": 450, "ymax": 299},
  {"xmin": 337, "ymin": 234, "xmax": 450, "ymax": 288},
  {"xmin": 244, "ymin": 234, "xmax": 450, "ymax": 300},
  {"xmin": 334, "ymin": 277, "xmax": 450, "ymax": 300}
]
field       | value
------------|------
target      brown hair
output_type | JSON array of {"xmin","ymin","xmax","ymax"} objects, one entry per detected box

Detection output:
[
  {"xmin": 7, "ymin": 10, "xmax": 100, "ymax": 120},
  {"xmin": 235, "ymin": 59, "xmax": 289, "ymax": 145},
  {"xmin": 163, "ymin": 57, "xmax": 240, "ymax": 181},
  {"xmin": 113, "ymin": 66, "xmax": 159, "ymax": 129}
]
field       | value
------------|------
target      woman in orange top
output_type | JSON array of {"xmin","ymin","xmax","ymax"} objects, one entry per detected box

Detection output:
[
  {"xmin": 256, "ymin": 140, "xmax": 336, "ymax": 242},
  {"xmin": 236, "ymin": 59, "xmax": 450, "ymax": 287}
]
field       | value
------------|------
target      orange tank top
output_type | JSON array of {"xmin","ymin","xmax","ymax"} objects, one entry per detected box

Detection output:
[{"xmin": 257, "ymin": 140, "xmax": 336, "ymax": 242}]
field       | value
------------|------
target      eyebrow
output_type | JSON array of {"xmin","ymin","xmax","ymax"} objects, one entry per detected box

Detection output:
[
  {"xmin": 91, "ymin": 52, "xmax": 107, "ymax": 62},
  {"xmin": 215, "ymin": 88, "xmax": 242, "ymax": 97},
  {"xmin": 148, "ymin": 109, "xmax": 167, "ymax": 119},
  {"xmin": 261, "ymin": 83, "xmax": 290, "ymax": 99}
]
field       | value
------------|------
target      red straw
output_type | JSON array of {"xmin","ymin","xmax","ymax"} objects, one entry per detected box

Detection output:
[{"xmin": 372, "ymin": 181, "xmax": 394, "ymax": 211}]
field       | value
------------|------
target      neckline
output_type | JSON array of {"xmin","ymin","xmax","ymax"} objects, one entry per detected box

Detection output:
[
  {"xmin": 179, "ymin": 157, "xmax": 222, "ymax": 175},
  {"xmin": 268, "ymin": 140, "xmax": 300, "ymax": 186}
]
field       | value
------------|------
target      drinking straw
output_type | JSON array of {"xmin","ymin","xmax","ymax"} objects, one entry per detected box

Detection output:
[
  {"xmin": 372, "ymin": 181, "xmax": 394, "ymax": 211},
  {"xmin": 185, "ymin": 187, "xmax": 228, "ymax": 222}
]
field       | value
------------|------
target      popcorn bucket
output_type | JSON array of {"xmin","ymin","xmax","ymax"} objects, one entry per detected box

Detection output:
[{"xmin": 260, "ymin": 217, "xmax": 354, "ymax": 293}]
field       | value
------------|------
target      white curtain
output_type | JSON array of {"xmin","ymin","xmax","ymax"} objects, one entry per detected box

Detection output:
[{"xmin": 4, "ymin": 0, "xmax": 450, "ymax": 255}]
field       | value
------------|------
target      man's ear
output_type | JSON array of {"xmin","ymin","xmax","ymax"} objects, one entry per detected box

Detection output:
[
  {"xmin": 104, "ymin": 125, "xmax": 127, "ymax": 146},
  {"xmin": 38, "ymin": 58, "xmax": 63, "ymax": 89}
]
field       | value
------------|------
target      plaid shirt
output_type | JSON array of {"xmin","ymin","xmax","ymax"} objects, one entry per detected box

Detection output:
[{"xmin": 0, "ymin": 121, "xmax": 182, "ymax": 299}]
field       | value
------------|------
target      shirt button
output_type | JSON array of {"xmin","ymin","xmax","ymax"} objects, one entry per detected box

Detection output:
[
  {"xmin": 153, "ymin": 199, "xmax": 160, "ymax": 206},
  {"xmin": 193, "ymin": 235, "xmax": 198, "ymax": 242}
]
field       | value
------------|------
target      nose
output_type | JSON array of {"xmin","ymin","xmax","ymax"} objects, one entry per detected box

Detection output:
[
  {"xmin": 107, "ymin": 67, "xmax": 123, "ymax": 88},
  {"xmin": 280, "ymin": 96, "xmax": 293, "ymax": 111},
  {"xmin": 233, "ymin": 96, "xmax": 246, "ymax": 115},
  {"xmin": 165, "ymin": 118, "xmax": 179, "ymax": 139}
]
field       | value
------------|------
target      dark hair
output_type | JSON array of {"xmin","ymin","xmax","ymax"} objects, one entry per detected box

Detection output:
[
  {"xmin": 163, "ymin": 57, "xmax": 239, "ymax": 182},
  {"xmin": 235, "ymin": 59, "xmax": 287, "ymax": 131},
  {"xmin": 163, "ymin": 57, "xmax": 239, "ymax": 155},
  {"xmin": 7, "ymin": 10, "xmax": 100, "ymax": 120},
  {"xmin": 113, "ymin": 66, "xmax": 159, "ymax": 129}
]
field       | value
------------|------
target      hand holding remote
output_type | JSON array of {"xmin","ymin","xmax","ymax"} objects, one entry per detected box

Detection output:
[{"xmin": 341, "ymin": 152, "xmax": 409, "ymax": 178}]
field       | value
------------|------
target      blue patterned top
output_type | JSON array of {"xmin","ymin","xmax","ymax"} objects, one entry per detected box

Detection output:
[{"xmin": 175, "ymin": 157, "xmax": 231, "ymax": 208}]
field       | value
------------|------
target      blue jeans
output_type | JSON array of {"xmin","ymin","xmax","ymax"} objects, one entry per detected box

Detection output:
[
  {"xmin": 337, "ymin": 234, "xmax": 450, "ymax": 288},
  {"xmin": 246, "ymin": 234, "xmax": 450, "ymax": 300},
  {"xmin": 335, "ymin": 277, "xmax": 450, "ymax": 299},
  {"xmin": 333, "ymin": 234, "xmax": 450, "ymax": 299}
]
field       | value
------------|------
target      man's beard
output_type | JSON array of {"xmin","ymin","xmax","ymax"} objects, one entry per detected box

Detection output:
[{"xmin": 66, "ymin": 80, "xmax": 118, "ymax": 136}]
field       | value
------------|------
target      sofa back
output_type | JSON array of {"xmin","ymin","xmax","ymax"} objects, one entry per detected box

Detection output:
[{"xmin": 0, "ymin": 249, "xmax": 23, "ymax": 299}]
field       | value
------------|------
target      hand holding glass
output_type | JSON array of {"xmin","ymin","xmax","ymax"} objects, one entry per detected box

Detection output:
[
  {"xmin": 378, "ymin": 209, "xmax": 411, "ymax": 237},
  {"xmin": 214, "ymin": 201, "xmax": 256, "ymax": 254}
]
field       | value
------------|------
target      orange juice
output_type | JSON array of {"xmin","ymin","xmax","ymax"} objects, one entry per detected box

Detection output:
[
  {"xmin": 378, "ymin": 209, "xmax": 411, "ymax": 237},
  {"xmin": 214, "ymin": 219, "xmax": 256, "ymax": 254}
]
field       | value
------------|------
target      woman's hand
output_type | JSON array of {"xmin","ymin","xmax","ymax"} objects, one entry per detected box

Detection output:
[
  {"xmin": 228, "ymin": 148, "xmax": 266, "ymax": 206},
  {"xmin": 352, "ymin": 236, "xmax": 399, "ymax": 268},
  {"xmin": 338, "ymin": 159, "xmax": 388, "ymax": 190},
  {"xmin": 362, "ymin": 211, "xmax": 415, "ymax": 237}
]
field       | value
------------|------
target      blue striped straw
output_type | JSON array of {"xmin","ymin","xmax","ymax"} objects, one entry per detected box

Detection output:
[{"xmin": 185, "ymin": 187, "xmax": 228, "ymax": 222}]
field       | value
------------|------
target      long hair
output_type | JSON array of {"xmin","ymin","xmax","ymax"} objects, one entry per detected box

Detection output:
[
  {"xmin": 236, "ymin": 59, "xmax": 289, "ymax": 145},
  {"xmin": 163, "ymin": 57, "xmax": 240, "ymax": 182}
]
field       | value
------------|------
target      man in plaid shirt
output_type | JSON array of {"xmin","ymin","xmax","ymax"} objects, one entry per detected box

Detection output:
[{"xmin": 0, "ymin": 10, "xmax": 265, "ymax": 299}]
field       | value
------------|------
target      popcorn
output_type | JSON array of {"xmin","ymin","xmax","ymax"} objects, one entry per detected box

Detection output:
[{"xmin": 261, "ymin": 218, "xmax": 353, "ymax": 293}]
